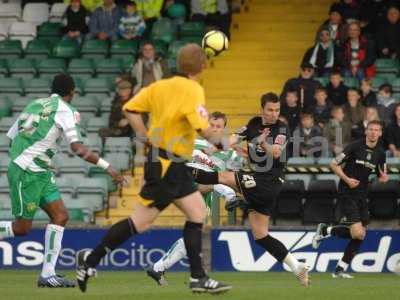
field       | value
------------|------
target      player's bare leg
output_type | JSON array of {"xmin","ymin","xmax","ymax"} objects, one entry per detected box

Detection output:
[{"xmin": 249, "ymin": 211, "xmax": 310, "ymax": 287}]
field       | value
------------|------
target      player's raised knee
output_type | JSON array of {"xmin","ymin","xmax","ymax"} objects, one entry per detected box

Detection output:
[
  {"xmin": 52, "ymin": 210, "xmax": 69, "ymax": 226},
  {"xmin": 12, "ymin": 221, "xmax": 32, "ymax": 236}
]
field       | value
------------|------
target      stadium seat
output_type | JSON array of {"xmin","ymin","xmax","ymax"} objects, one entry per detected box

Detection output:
[
  {"xmin": 375, "ymin": 58, "xmax": 399, "ymax": 75},
  {"xmin": 55, "ymin": 176, "xmax": 76, "ymax": 201},
  {"xmin": 71, "ymin": 95, "xmax": 99, "ymax": 114},
  {"xmin": 8, "ymin": 58, "xmax": 37, "ymax": 80},
  {"xmin": 368, "ymin": 180, "xmax": 399, "ymax": 219},
  {"xmin": 0, "ymin": 116, "xmax": 16, "ymax": 133},
  {"xmin": 81, "ymin": 39, "xmax": 109, "ymax": 59},
  {"xmin": 0, "ymin": 58, "xmax": 8, "ymax": 77},
  {"xmin": 37, "ymin": 21, "xmax": 62, "ymax": 38},
  {"xmin": 180, "ymin": 22, "xmax": 205, "ymax": 38},
  {"xmin": 180, "ymin": 35, "xmax": 202, "ymax": 45},
  {"xmin": 88, "ymin": 166, "xmax": 117, "ymax": 192},
  {"xmin": 315, "ymin": 174, "xmax": 339, "ymax": 187},
  {"xmin": 99, "ymin": 96, "xmax": 113, "ymax": 113},
  {"xmin": 303, "ymin": 179, "xmax": 337, "ymax": 224},
  {"xmin": 95, "ymin": 58, "xmax": 123, "ymax": 78},
  {"xmin": 24, "ymin": 39, "xmax": 51, "ymax": 59},
  {"xmin": 0, "ymin": 96, "xmax": 11, "ymax": 118},
  {"xmin": 168, "ymin": 40, "xmax": 187, "ymax": 59},
  {"xmin": 37, "ymin": 58, "xmax": 67, "ymax": 77},
  {"xmin": 274, "ymin": 179, "xmax": 305, "ymax": 221},
  {"xmin": 70, "ymin": 75, "xmax": 84, "ymax": 95},
  {"xmin": 86, "ymin": 116, "xmax": 108, "ymax": 133},
  {"xmin": 372, "ymin": 76, "xmax": 388, "ymax": 92},
  {"xmin": 49, "ymin": 3, "xmax": 68, "ymax": 23},
  {"xmin": 82, "ymin": 134, "xmax": 102, "ymax": 154},
  {"xmin": 83, "ymin": 77, "xmax": 113, "ymax": 97},
  {"xmin": 104, "ymin": 137, "xmax": 132, "ymax": 154},
  {"xmin": 12, "ymin": 96, "xmax": 31, "ymax": 113},
  {"xmin": 53, "ymin": 153, "xmax": 89, "ymax": 176},
  {"xmin": 68, "ymin": 58, "xmax": 95, "ymax": 78},
  {"xmin": 167, "ymin": 57, "xmax": 177, "ymax": 73},
  {"xmin": 343, "ymin": 77, "xmax": 359, "ymax": 88},
  {"xmin": 151, "ymin": 18, "xmax": 177, "ymax": 44},
  {"xmin": 0, "ymin": 176, "xmax": 10, "ymax": 207},
  {"xmin": 0, "ymin": 77, "xmax": 23, "ymax": 95},
  {"xmin": 0, "ymin": 3, "xmax": 22, "ymax": 28},
  {"xmin": 104, "ymin": 152, "xmax": 131, "ymax": 171},
  {"xmin": 24, "ymin": 77, "xmax": 51, "ymax": 96},
  {"xmin": 284, "ymin": 174, "xmax": 312, "ymax": 188},
  {"xmin": 110, "ymin": 39, "xmax": 138, "ymax": 59},
  {"xmin": 0, "ymin": 39, "xmax": 23, "ymax": 58},
  {"xmin": 76, "ymin": 177, "xmax": 108, "ymax": 212},
  {"xmin": 0, "ymin": 133, "xmax": 10, "ymax": 153},
  {"xmin": 0, "ymin": 153, "xmax": 10, "ymax": 173},
  {"xmin": 8, "ymin": 21, "xmax": 37, "ymax": 48},
  {"xmin": 52, "ymin": 39, "xmax": 80, "ymax": 59},
  {"xmin": 22, "ymin": 3, "xmax": 49, "ymax": 26},
  {"xmin": 0, "ymin": 21, "xmax": 8, "ymax": 40},
  {"xmin": 390, "ymin": 78, "xmax": 400, "ymax": 93}
]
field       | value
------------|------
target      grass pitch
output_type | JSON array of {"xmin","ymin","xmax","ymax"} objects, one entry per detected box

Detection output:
[{"xmin": 0, "ymin": 270, "xmax": 398, "ymax": 300}]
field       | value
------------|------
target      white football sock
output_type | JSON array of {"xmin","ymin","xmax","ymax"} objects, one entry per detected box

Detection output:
[
  {"xmin": 214, "ymin": 184, "xmax": 236, "ymax": 202},
  {"xmin": 283, "ymin": 252, "xmax": 300, "ymax": 273},
  {"xmin": 41, "ymin": 224, "xmax": 64, "ymax": 278},
  {"xmin": 0, "ymin": 221, "xmax": 14, "ymax": 239},
  {"xmin": 337, "ymin": 260, "xmax": 349, "ymax": 271},
  {"xmin": 153, "ymin": 238, "xmax": 187, "ymax": 272}
]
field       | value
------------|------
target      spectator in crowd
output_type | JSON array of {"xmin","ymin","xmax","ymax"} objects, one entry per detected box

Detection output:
[
  {"xmin": 326, "ymin": 71, "xmax": 348, "ymax": 106},
  {"xmin": 360, "ymin": 78, "xmax": 377, "ymax": 106},
  {"xmin": 65, "ymin": 0, "xmax": 103, "ymax": 12},
  {"xmin": 338, "ymin": 21, "xmax": 376, "ymax": 80},
  {"xmin": 118, "ymin": 1, "xmax": 146, "ymax": 40},
  {"xmin": 88, "ymin": 0, "xmax": 122, "ymax": 41},
  {"xmin": 377, "ymin": 83, "xmax": 397, "ymax": 125},
  {"xmin": 293, "ymin": 113, "xmax": 324, "ymax": 157},
  {"xmin": 302, "ymin": 26, "xmax": 337, "ymax": 77},
  {"xmin": 351, "ymin": 106, "xmax": 380, "ymax": 139},
  {"xmin": 191, "ymin": 0, "xmax": 231, "ymax": 38},
  {"xmin": 99, "ymin": 80, "xmax": 134, "ymax": 138},
  {"xmin": 338, "ymin": 0, "xmax": 361, "ymax": 22},
  {"xmin": 131, "ymin": 41, "xmax": 170, "ymax": 94},
  {"xmin": 319, "ymin": 3, "xmax": 345, "ymax": 45},
  {"xmin": 280, "ymin": 89, "xmax": 301, "ymax": 134},
  {"xmin": 343, "ymin": 88, "xmax": 364, "ymax": 125},
  {"xmin": 280, "ymin": 62, "xmax": 320, "ymax": 110},
  {"xmin": 376, "ymin": 6, "xmax": 400, "ymax": 59},
  {"xmin": 385, "ymin": 103, "xmax": 400, "ymax": 157},
  {"xmin": 62, "ymin": 0, "xmax": 89, "ymax": 45},
  {"xmin": 135, "ymin": 0, "xmax": 165, "ymax": 36},
  {"xmin": 323, "ymin": 106, "xmax": 352, "ymax": 155},
  {"xmin": 312, "ymin": 87, "xmax": 332, "ymax": 128}
]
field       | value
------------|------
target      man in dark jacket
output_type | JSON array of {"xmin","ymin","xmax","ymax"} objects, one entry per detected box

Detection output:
[
  {"xmin": 385, "ymin": 103, "xmax": 400, "ymax": 157},
  {"xmin": 326, "ymin": 71, "xmax": 348, "ymax": 106},
  {"xmin": 376, "ymin": 6, "xmax": 400, "ymax": 59},
  {"xmin": 280, "ymin": 62, "xmax": 321, "ymax": 111}
]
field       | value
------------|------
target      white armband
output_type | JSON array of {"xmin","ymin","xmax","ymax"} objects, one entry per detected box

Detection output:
[{"xmin": 97, "ymin": 158, "xmax": 110, "ymax": 170}]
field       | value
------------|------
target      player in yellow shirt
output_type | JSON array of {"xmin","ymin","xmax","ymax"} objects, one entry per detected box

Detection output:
[{"xmin": 76, "ymin": 44, "xmax": 232, "ymax": 294}]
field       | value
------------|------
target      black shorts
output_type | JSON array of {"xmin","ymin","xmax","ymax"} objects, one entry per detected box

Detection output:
[
  {"xmin": 235, "ymin": 170, "xmax": 283, "ymax": 216},
  {"xmin": 338, "ymin": 189, "xmax": 370, "ymax": 226},
  {"xmin": 140, "ymin": 148, "xmax": 197, "ymax": 211}
]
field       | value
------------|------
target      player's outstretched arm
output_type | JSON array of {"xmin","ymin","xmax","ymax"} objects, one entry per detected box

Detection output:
[
  {"xmin": 125, "ymin": 111, "xmax": 148, "ymax": 143},
  {"xmin": 70, "ymin": 142, "xmax": 125, "ymax": 185},
  {"xmin": 330, "ymin": 158, "xmax": 359, "ymax": 189}
]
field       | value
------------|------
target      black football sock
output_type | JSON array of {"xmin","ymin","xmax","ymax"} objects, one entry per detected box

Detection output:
[
  {"xmin": 86, "ymin": 218, "xmax": 137, "ymax": 268},
  {"xmin": 191, "ymin": 168, "xmax": 219, "ymax": 185},
  {"xmin": 183, "ymin": 221, "xmax": 206, "ymax": 279},
  {"xmin": 330, "ymin": 225, "xmax": 351, "ymax": 239},
  {"xmin": 255, "ymin": 235, "xmax": 289, "ymax": 263},
  {"xmin": 342, "ymin": 238, "xmax": 363, "ymax": 264}
]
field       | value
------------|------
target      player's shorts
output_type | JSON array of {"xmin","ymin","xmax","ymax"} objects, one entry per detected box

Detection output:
[
  {"xmin": 139, "ymin": 147, "xmax": 198, "ymax": 211},
  {"xmin": 7, "ymin": 161, "xmax": 61, "ymax": 220},
  {"xmin": 338, "ymin": 188, "xmax": 370, "ymax": 226},
  {"xmin": 234, "ymin": 170, "xmax": 283, "ymax": 216}
]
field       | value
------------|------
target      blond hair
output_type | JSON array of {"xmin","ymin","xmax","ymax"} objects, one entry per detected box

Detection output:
[{"xmin": 177, "ymin": 43, "xmax": 207, "ymax": 76}]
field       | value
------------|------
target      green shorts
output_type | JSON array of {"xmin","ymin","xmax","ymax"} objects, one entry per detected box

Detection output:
[{"xmin": 7, "ymin": 162, "xmax": 61, "ymax": 220}]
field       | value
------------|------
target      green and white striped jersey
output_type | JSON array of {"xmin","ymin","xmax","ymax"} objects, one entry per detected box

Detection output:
[
  {"xmin": 190, "ymin": 138, "xmax": 242, "ymax": 172},
  {"xmin": 7, "ymin": 94, "xmax": 82, "ymax": 172}
]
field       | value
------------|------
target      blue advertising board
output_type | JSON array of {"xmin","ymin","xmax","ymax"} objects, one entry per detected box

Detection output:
[
  {"xmin": 212, "ymin": 229, "xmax": 400, "ymax": 273},
  {"xmin": 0, "ymin": 228, "xmax": 189, "ymax": 270}
]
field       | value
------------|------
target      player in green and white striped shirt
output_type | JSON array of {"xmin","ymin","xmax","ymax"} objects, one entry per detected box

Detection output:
[
  {"xmin": 0, "ymin": 74, "xmax": 125, "ymax": 288},
  {"xmin": 146, "ymin": 112, "xmax": 244, "ymax": 285}
]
